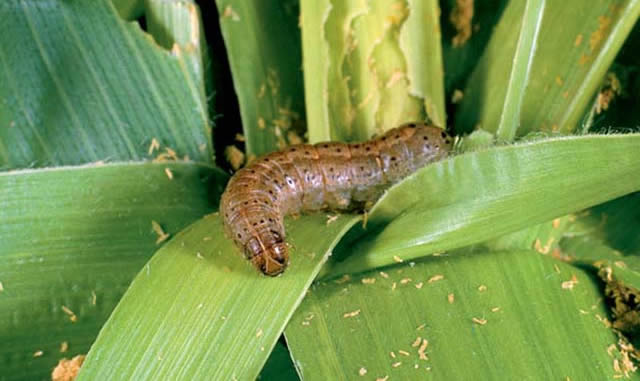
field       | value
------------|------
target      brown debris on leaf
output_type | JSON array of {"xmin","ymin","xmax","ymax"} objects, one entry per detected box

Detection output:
[
  {"xmin": 594, "ymin": 263, "xmax": 640, "ymax": 377},
  {"xmin": 151, "ymin": 220, "xmax": 170, "ymax": 245},
  {"xmin": 164, "ymin": 167, "xmax": 173, "ymax": 180},
  {"xmin": 595, "ymin": 72, "xmax": 622, "ymax": 114},
  {"xmin": 225, "ymin": 145, "xmax": 245, "ymax": 171},
  {"xmin": 287, "ymin": 130, "xmax": 304, "ymax": 145},
  {"xmin": 590, "ymin": 15, "xmax": 612, "ymax": 52},
  {"xmin": 613, "ymin": 332, "xmax": 640, "ymax": 378},
  {"xmin": 148, "ymin": 138, "xmax": 160, "ymax": 155},
  {"xmin": 343, "ymin": 309, "xmax": 361, "ymax": 318},
  {"xmin": 451, "ymin": 89, "xmax": 464, "ymax": 104},
  {"xmin": 51, "ymin": 355, "xmax": 85, "ymax": 381},
  {"xmin": 222, "ymin": 5, "xmax": 240, "ymax": 21},
  {"xmin": 417, "ymin": 338, "xmax": 429, "ymax": 360},
  {"xmin": 61, "ymin": 306, "xmax": 77, "ymax": 323},
  {"xmin": 561, "ymin": 274, "xmax": 579, "ymax": 290},
  {"xmin": 600, "ymin": 267, "xmax": 640, "ymax": 334},
  {"xmin": 152, "ymin": 147, "xmax": 180, "ymax": 163},
  {"xmin": 450, "ymin": 0, "xmax": 474, "ymax": 47},
  {"xmin": 472, "ymin": 317, "xmax": 487, "ymax": 325}
]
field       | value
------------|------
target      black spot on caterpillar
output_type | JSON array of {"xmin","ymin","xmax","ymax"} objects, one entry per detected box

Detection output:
[{"xmin": 220, "ymin": 122, "xmax": 453, "ymax": 276}]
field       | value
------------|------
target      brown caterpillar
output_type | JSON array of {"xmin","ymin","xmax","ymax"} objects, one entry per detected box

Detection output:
[{"xmin": 220, "ymin": 122, "xmax": 453, "ymax": 276}]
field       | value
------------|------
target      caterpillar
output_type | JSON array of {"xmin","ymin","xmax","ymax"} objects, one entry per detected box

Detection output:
[{"xmin": 220, "ymin": 122, "xmax": 453, "ymax": 276}]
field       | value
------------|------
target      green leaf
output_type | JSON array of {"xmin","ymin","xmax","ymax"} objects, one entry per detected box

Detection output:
[
  {"xmin": 215, "ymin": 0, "xmax": 305, "ymax": 156},
  {"xmin": 583, "ymin": 24, "xmax": 640, "ymax": 134},
  {"xmin": 0, "ymin": 0, "xmax": 212, "ymax": 168},
  {"xmin": 327, "ymin": 134, "xmax": 640, "ymax": 277},
  {"xmin": 300, "ymin": 0, "xmax": 445, "ymax": 142},
  {"xmin": 77, "ymin": 214, "xmax": 360, "ymax": 380},
  {"xmin": 398, "ymin": 0, "xmax": 447, "ymax": 127},
  {"xmin": 145, "ymin": 0, "xmax": 210, "ymax": 108},
  {"xmin": 559, "ymin": 192, "xmax": 640, "ymax": 288},
  {"xmin": 563, "ymin": 235, "xmax": 640, "ymax": 289},
  {"xmin": 287, "ymin": 250, "xmax": 627, "ymax": 380},
  {"xmin": 456, "ymin": 0, "xmax": 640, "ymax": 135},
  {"xmin": 568, "ymin": 192, "xmax": 640, "ymax": 255},
  {"xmin": 495, "ymin": 0, "xmax": 545, "ymax": 142},
  {"xmin": 484, "ymin": 215, "xmax": 572, "ymax": 253},
  {"xmin": 0, "ymin": 162, "xmax": 226, "ymax": 380},
  {"xmin": 298, "ymin": 0, "xmax": 331, "ymax": 141}
]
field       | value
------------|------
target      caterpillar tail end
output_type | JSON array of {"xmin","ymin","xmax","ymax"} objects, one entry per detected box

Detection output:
[{"xmin": 251, "ymin": 242, "xmax": 289, "ymax": 276}]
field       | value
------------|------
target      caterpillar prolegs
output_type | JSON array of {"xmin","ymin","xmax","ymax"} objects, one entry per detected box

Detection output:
[{"xmin": 220, "ymin": 123, "xmax": 453, "ymax": 276}]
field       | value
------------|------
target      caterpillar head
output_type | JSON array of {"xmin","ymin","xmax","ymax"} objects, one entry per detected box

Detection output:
[
  {"xmin": 246, "ymin": 237, "xmax": 289, "ymax": 276},
  {"xmin": 404, "ymin": 123, "xmax": 453, "ymax": 168}
]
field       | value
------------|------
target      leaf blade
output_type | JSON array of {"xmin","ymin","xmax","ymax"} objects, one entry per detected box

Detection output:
[
  {"xmin": 215, "ymin": 0, "xmax": 305, "ymax": 156},
  {"xmin": 455, "ymin": 0, "xmax": 640, "ymax": 136},
  {"xmin": 329, "ymin": 134, "xmax": 640, "ymax": 276},
  {"xmin": 77, "ymin": 214, "xmax": 360, "ymax": 380},
  {"xmin": 300, "ymin": 0, "xmax": 445, "ymax": 142},
  {"xmin": 495, "ymin": 0, "xmax": 545, "ymax": 142},
  {"xmin": 0, "ymin": 0, "xmax": 212, "ymax": 168},
  {"xmin": 0, "ymin": 162, "xmax": 226, "ymax": 380},
  {"xmin": 288, "ymin": 250, "xmax": 625, "ymax": 380}
]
